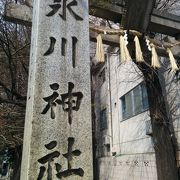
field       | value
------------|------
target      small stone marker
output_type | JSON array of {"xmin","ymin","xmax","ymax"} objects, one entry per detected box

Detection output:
[{"xmin": 20, "ymin": 0, "xmax": 93, "ymax": 179}]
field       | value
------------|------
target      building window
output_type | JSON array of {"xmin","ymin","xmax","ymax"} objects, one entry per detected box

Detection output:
[
  {"xmin": 121, "ymin": 83, "xmax": 149, "ymax": 120},
  {"xmin": 141, "ymin": 83, "xmax": 149, "ymax": 110},
  {"xmin": 100, "ymin": 108, "xmax": 107, "ymax": 130},
  {"xmin": 122, "ymin": 92, "xmax": 133, "ymax": 119}
]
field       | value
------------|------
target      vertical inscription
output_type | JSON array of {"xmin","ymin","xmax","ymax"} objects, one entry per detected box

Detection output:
[
  {"xmin": 37, "ymin": 138, "xmax": 84, "ymax": 179},
  {"xmin": 61, "ymin": 38, "xmax": 67, "ymax": 56},
  {"xmin": 44, "ymin": 37, "xmax": 56, "ymax": 56},
  {"xmin": 46, "ymin": 0, "xmax": 83, "ymax": 21},
  {"xmin": 72, "ymin": 36, "xmax": 78, "ymax": 68},
  {"xmin": 41, "ymin": 82, "xmax": 83, "ymax": 124},
  {"xmin": 20, "ymin": 0, "xmax": 92, "ymax": 179}
]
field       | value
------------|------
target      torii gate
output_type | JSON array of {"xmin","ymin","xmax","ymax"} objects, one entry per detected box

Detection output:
[
  {"xmin": 4, "ymin": 0, "xmax": 180, "ymax": 58},
  {"xmin": 3, "ymin": 0, "xmax": 180, "ymax": 180}
]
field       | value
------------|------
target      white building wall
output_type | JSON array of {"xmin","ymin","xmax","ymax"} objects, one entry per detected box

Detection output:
[
  {"xmin": 98, "ymin": 155, "xmax": 157, "ymax": 180},
  {"xmin": 94, "ymin": 52, "xmax": 158, "ymax": 180}
]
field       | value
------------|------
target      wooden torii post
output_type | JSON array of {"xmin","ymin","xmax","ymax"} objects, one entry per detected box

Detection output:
[
  {"xmin": 124, "ymin": 1, "xmax": 179, "ymax": 180},
  {"xmin": 3, "ymin": 0, "xmax": 180, "ymax": 180}
]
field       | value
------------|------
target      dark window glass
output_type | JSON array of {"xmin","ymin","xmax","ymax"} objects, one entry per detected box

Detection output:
[
  {"xmin": 121, "ymin": 83, "xmax": 149, "ymax": 120},
  {"xmin": 125, "ymin": 92, "xmax": 133, "ymax": 118},
  {"xmin": 122, "ymin": 96, "xmax": 126, "ymax": 118},
  {"xmin": 141, "ymin": 84, "xmax": 149, "ymax": 110},
  {"xmin": 122, "ymin": 92, "xmax": 133, "ymax": 119},
  {"xmin": 134, "ymin": 86, "xmax": 142, "ymax": 114}
]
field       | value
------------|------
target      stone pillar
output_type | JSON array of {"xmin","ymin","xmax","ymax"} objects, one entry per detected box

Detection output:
[{"xmin": 20, "ymin": 0, "xmax": 93, "ymax": 179}]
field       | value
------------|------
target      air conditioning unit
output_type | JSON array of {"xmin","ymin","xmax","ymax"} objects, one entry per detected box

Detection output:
[{"xmin": 145, "ymin": 120, "xmax": 152, "ymax": 136}]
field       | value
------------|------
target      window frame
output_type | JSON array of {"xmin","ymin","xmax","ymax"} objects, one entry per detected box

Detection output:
[{"xmin": 120, "ymin": 82, "xmax": 149, "ymax": 121}]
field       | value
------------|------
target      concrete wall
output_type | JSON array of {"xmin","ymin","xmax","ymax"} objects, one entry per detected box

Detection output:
[{"xmin": 98, "ymin": 154, "xmax": 157, "ymax": 180}]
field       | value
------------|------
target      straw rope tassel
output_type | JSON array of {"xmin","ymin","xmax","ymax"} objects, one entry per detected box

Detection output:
[
  {"xmin": 124, "ymin": 42, "xmax": 132, "ymax": 62},
  {"xmin": 134, "ymin": 36, "xmax": 144, "ymax": 62},
  {"xmin": 120, "ymin": 35, "xmax": 126, "ymax": 62},
  {"xmin": 151, "ymin": 43, "xmax": 161, "ymax": 68},
  {"xmin": 119, "ymin": 35, "xmax": 132, "ymax": 63},
  {"xmin": 95, "ymin": 34, "xmax": 104, "ymax": 63},
  {"xmin": 167, "ymin": 48, "xmax": 179, "ymax": 71}
]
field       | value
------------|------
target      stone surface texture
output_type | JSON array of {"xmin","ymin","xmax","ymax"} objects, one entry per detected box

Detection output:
[{"xmin": 20, "ymin": 0, "xmax": 93, "ymax": 179}]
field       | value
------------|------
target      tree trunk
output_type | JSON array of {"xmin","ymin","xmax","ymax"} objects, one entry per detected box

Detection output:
[{"xmin": 139, "ymin": 61, "xmax": 179, "ymax": 180}]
